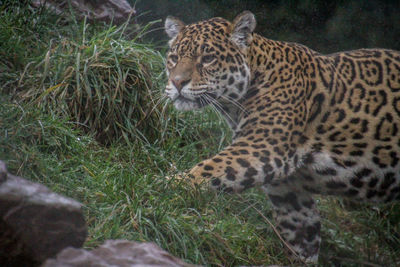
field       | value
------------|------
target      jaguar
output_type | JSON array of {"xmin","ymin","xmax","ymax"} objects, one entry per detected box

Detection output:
[{"xmin": 164, "ymin": 11, "xmax": 400, "ymax": 263}]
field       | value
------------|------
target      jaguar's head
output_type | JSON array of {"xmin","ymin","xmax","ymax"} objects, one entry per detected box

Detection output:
[{"xmin": 164, "ymin": 11, "xmax": 256, "ymax": 111}]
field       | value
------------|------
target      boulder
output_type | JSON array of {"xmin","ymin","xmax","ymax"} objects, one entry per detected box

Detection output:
[
  {"xmin": 0, "ymin": 161, "xmax": 87, "ymax": 266},
  {"xmin": 32, "ymin": 0, "xmax": 136, "ymax": 25},
  {"xmin": 42, "ymin": 239, "xmax": 196, "ymax": 267}
]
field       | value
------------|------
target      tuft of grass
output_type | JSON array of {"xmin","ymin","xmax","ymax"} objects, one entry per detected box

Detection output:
[
  {"xmin": 15, "ymin": 22, "xmax": 165, "ymax": 144},
  {"xmin": 3, "ymin": 3, "xmax": 166, "ymax": 143}
]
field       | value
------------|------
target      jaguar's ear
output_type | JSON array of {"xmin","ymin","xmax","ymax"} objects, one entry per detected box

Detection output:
[
  {"xmin": 230, "ymin": 11, "xmax": 256, "ymax": 49},
  {"xmin": 165, "ymin": 16, "xmax": 185, "ymax": 40}
]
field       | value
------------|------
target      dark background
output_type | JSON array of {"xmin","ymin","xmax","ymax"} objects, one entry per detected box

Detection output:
[{"xmin": 132, "ymin": 0, "xmax": 400, "ymax": 54}]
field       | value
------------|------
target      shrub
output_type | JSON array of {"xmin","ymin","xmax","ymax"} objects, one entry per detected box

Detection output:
[{"xmin": 14, "ymin": 21, "xmax": 166, "ymax": 144}]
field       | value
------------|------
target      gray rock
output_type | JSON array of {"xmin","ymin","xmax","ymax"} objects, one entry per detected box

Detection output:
[
  {"xmin": 43, "ymin": 240, "xmax": 196, "ymax": 267},
  {"xmin": 0, "ymin": 161, "xmax": 87, "ymax": 266},
  {"xmin": 32, "ymin": 0, "xmax": 136, "ymax": 25}
]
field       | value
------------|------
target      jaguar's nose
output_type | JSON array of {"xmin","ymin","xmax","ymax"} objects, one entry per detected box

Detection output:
[{"xmin": 171, "ymin": 77, "xmax": 190, "ymax": 92}]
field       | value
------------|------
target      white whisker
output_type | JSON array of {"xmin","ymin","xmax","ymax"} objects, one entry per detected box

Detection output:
[
  {"xmin": 202, "ymin": 94, "xmax": 236, "ymax": 127},
  {"xmin": 219, "ymin": 94, "xmax": 249, "ymax": 116},
  {"xmin": 201, "ymin": 95, "xmax": 224, "ymax": 122}
]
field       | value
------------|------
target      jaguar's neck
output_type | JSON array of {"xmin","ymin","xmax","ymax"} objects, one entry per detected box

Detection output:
[
  {"xmin": 247, "ymin": 34, "xmax": 286, "ymax": 87},
  {"xmin": 212, "ymin": 99, "xmax": 244, "ymax": 131},
  {"xmin": 215, "ymin": 35, "xmax": 311, "ymax": 132},
  {"xmin": 214, "ymin": 35, "xmax": 279, "ymax": 131}
]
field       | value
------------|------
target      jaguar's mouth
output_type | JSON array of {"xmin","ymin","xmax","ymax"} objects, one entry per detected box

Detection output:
[
  {"xmin": 171, "ymin": 92, "xmax": 218, "ymax": 111},
  {"xmin": 173, "ymin": 95, "xmax": 196, "ymax": 104},
  {"xmin": 172, "ymin": 95, "xmax": 202, "ymax": 111}
]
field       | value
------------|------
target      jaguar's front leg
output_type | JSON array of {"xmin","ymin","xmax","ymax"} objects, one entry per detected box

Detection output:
[
  {"xmin": 189, "ymin": 154, "xmax": 262, "ymax": 192},
  {"xmin": 189, "ymin": 156, "xmax": 258, "ymax": 192},
  {"xmin": 188, "ymin": 136, "xmax": 298, "ymax": 193},
  {"xmin": 189, "ymin": 146, "xmax": 265, "ymax": 192}
]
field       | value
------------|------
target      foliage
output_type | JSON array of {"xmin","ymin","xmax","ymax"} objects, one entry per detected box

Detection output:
[{"xmin": 16, "ymin": 25, "xmax": 166, "ymax": 144}]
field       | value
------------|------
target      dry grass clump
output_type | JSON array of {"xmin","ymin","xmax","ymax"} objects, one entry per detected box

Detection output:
[{"xmin": 13, "ymin": 20, "xmax": 165, "ymax": 144}]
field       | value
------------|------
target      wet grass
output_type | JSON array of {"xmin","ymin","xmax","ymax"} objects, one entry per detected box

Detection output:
[
  {"xmin": 1, "ymin": 1, "xmax": 399, "ymax": 266},
  {"xmin": 2, "ymin": 98, "xmax": 399, "ymax": 266}
]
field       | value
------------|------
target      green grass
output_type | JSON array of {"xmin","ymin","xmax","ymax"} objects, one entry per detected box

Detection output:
[
  {"xmin": 0, "ymin": 96, "xmax": 284, "ymax": 266},
  {"xmin": 2, "ymin": 97, "xmax": 399, "ymax": 266},
  {"xmin": 1, "ymin": 1, "xmax": 399, "ymax": 266}
]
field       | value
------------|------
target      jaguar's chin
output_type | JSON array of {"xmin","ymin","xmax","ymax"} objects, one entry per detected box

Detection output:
[{"xmin": 173, "ymin": 95, "xmax": 203, "ymax": 111}]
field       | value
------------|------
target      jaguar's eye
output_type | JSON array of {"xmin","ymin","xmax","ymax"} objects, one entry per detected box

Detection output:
[
  {"xmin": 201, "ymin": 55, "xmax": 216, "ymax": 64},
  {"xmin": 169, "ymin": 54, "xmax": 178, "ymax": 64}
]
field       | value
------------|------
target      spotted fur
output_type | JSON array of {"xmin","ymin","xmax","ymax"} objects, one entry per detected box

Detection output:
[{"xmin": 164, "ymin": 11, "xmax": 400, "ymax": 263}]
